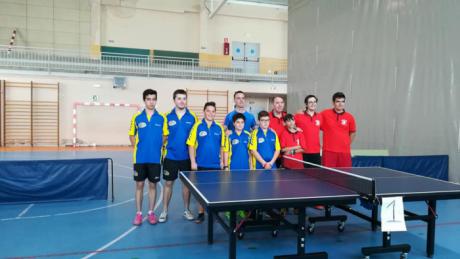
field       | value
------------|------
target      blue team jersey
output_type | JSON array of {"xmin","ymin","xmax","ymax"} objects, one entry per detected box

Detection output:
[
  {"xmin": 129, "ymin": 109, "xmax": 169, "ymax": 164},
  {"xmin": 165, "ymin": 108, "xmax": 197, "ymax": 161},
  {"xmin": 249, "ymin": 128, "xmax": 280, "ymax": 169},
  {"xmin": 187, "ymin": 119, "xmax": 225, "ymax": 169},
  {"xmin": 224, "ymin": 110, "xmax": 256, "ymax": 132},
  {"xmin": 224, "ymin": 130, "xmax": 251, "ymax": 170}
]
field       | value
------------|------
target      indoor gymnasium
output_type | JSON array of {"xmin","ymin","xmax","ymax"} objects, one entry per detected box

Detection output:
[{"xmin": 1, "ymin": 1, "xmax": 460, "ymax": 258}]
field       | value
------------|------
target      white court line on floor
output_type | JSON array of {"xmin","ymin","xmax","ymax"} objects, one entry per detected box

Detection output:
[
  {"xmin": 81, "ymin": 182, "xmax": 164, "ymax": 259},
  {"xmin": 16, "ymin": 204, "xmax": 34, "ymax": 218}
]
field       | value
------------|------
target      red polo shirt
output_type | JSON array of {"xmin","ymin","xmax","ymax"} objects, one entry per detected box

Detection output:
[
  {"xmin": 280, "ymin": 129, "xmax": 306, "ymax": 169},
  {"xmin": 294, "ymin": 112, "xmax": 322, "ymax": 154},
  {"xmin": 269, "ymin": 110, "xmax": 286, "ymax": 137},
  {"xmin": 320, "ymin": 109, "xmax": 356, "ymax": 153}
]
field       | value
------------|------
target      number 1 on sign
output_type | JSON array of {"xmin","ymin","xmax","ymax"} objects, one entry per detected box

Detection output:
[{"xmin": 381, "ymin": 197, "xmax": 407, "ymax": 232}]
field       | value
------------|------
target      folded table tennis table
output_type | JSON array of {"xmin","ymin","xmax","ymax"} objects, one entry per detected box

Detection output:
[{"xmin": 179, "ymin": 167, "xmax": 460, "ymax": 259}]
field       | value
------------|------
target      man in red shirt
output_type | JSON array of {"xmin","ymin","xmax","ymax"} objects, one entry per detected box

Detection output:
[
  {"xmin": 320, "ymin": 92, "xmax": 356, "ymax": 167},
  {"xmin": 269, "ymin": 96, "xmax": 286, "ymax": 167},
  {"xmin": 295, "ymin": 95, "xmax": 322, "ymax": 167},
  {"xmin": 280, "ymin": 114, "xmax": 307, "ymax": 169}
]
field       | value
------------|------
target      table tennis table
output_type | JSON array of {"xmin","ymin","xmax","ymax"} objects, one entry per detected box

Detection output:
[{"xmin": 179, "ymin": 167, "xmax": 460, "ymax": 259}]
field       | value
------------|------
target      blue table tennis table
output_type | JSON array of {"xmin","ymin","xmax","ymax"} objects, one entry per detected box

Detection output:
[{"xmin": 179, "ymin": 167, "xmax": 460, "ymax": 259}]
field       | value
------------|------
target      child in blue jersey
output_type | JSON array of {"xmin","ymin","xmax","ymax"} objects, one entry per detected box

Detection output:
[
  {"xmin": 129, "ymin": 89, "xmax": 168, "ymax": 226},
  {"xmin": 187, "ymin": 101, "xmax": 225, "ymax": 223},
  {"xmin": 223, "ymin": 113, "xmax": 252, "ymax": 170},
  {"xmin": 249, "ymin": 110, "xmax": 281, "ymax": 169}
]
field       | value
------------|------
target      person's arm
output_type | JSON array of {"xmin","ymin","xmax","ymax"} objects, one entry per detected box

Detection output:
[
  {"xmin": 350, "ymin": 132, "xmax": 356, "ymax": 143},
  {"xmin": 268, "ymin": 133, "xmax": 282, "ymax": 167},
  {"xmin": 223, "ymin": 136, "xmax": 230, "ymax": 170},
  {"xmin": 349, "ymin": 115, "xmax": 357, "ymax": 143},
  {"xmin": 187, "ymin": 123, "xmax": 199, "ymax": 170},
  {"xmin": 188, "ymin": 145, "xmax": 197, "ymax": 170},
  {"xmin": 251, "ymin": 149, "xmax": 267, "ymax": 167},
  {"xmin": 128, "ymin": 113, "xmax": 138, "ymax": 146},
  {"xmin": 281, "ymin": 146, "xmax": 302, "ymax": 154},
  {"xmin": 162, "ymin": 114, "xmax": 169, "ymax": 147},
  {"xmin": 129, "ymin": 136, "xmax": 136, "ymax": 146},
  {"xmin": 249, "ymin": 130, "xmax": 267, "ymax": 167}
]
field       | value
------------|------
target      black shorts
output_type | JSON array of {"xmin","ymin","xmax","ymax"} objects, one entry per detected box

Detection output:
[
  {"xmin": 302, "ymin": 153, "xmax": 321, "ymax": 168},
  {"xmin": 133, "ymin": 163, "xmax": 161, "ymax": 183},
  {"xmin": 163, "ymin": 158, "xmax": 191, "ymax": 181}
]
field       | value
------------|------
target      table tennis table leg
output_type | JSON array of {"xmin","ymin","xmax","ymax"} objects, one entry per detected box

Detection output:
[
  {"xmin": 371, "ymin": 205, "xmax": 378, "ymax": 231},
  {"xmin": 208, "ymin": 209, "xmax": 214, "ymax": 244},
  {"xmin": 426, "ymin": 200, "xmax": 437, "ymax": 257},
  {"xmin": 229, "ymin": 211, "xmax": 237, "ymax": 259},
  {"xmin": 297, "ymin": 206, "xmax": 306, "ymax": 255}
]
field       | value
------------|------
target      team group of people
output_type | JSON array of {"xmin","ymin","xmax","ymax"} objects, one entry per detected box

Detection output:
[{"xmin": 128, "ymin": 89, "xmax": 356, "ymax": 225}]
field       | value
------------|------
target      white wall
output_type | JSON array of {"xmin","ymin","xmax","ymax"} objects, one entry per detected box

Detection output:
[
  {"xmin": 0, "ymin": 0, "xmax": 91, "ymax": 51},
  {"xmin": 1, "ymin": 70, "xmax": 286, "ymax": 145},
  {"xmin": 101, "ymin": 0, "xmax": 287, "ymax": 58}
]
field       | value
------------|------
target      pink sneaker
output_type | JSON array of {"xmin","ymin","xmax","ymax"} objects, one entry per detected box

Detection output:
[
  {"xmin": 133, "ymin": 212, "xmax": 143, "ymax": 226},
  {"xmin": 148, "ymin": 212, "xmax": 157, "ymax": 225}
]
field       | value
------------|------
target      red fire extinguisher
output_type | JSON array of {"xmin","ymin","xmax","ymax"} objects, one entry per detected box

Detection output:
[{"xmin": 223, "ymin": 38, "xmax": 230, "ymax": 55}]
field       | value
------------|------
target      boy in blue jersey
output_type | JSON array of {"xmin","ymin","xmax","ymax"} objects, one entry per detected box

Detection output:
[
  {"xmin": 224, "ymin": 91, "xmax": 257, "ymax": 134},
  {"xmin": 159, "ymin": 89, "xmax": 197, "ymax": 223},
  {"xmin": 187, "ymin": 101, "xmax": 225, "ymax": 223},
  {"xmin": 249, "ymin": 110, "xmax": 281, "ymax": 169},
  {"xmin": 129, "ymin": 89, "xmax": 169, "ymax": 226},
  {"xmin": 223, "ymin": 113, "xmax": 252, "ymax": 170}
]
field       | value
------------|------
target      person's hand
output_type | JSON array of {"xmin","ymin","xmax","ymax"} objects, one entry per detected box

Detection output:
[
  {"xmin": 191, "ymin": 161, "xmax": 198, "ymax": 171},
  {"xmin": 296, "ymin": 127, "xmax": 303, "ymax": 133},
  {"xmin": 264, "ymin": 162, "xmax": 272, "ymax": 169}
]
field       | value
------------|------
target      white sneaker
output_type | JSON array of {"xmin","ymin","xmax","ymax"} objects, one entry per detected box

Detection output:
[
  {"xmin": 183, "ymin": 210, "xmax": 194, "ymax": 221},
  {"xmin": 158, "ymin": 211, "xmax": 167, "ymax": 223}
]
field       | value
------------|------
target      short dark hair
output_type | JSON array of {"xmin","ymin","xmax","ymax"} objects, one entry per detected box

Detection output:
[
  {"xmin": 173, "ymin": 89, "xmax": 187, "ymax": 99},
  {"xmin": 233, "ymin": 90, "xmax": 245, "ymax": 98},
  {"xmin": 203, "ymin": 101, "xmax": 216, "ymax": 111},
  {"xmin": 332, "ymin": 92, "xmax": 346, "ymax": 102},
  {"xmin": 232, "ymin": 113, "xmax": 246, "ymax": 123},
  {"xmin": 283, "ymin": 113, "xmax": 294, "ymax": 122},
  {"xmin": 304, "ymin": 95, "xmax": 318, "ymax": 104},
  {"xmin": 258, "ymin": 110, "xmax": 270, "ymax": 120},
  {"xmin": 143, "ymin": 89, "xmax": 157, "ymax": 100}
]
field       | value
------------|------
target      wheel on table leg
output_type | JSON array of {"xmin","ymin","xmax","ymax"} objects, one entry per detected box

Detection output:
[
  {"xmin": 363, "ymin": 256, "xmax": 370, "ymax": 259},
  {"xmin": 237, "ymin": 231, "xmax": 244, "ymax": 240},
  {"xmin": 337, "ymin": 221, "xmax": 345, "ymax": 232},
  {"xmin": 307, "ymin": 224, "xmax": 315, "ymax": 234},
  {"xmin": 272, "ymin": 229, "xmax": 278, "ymax": 237},
  {"xmin": 400, "ymin": 252, "xmax": 408, "ymax": 259}
]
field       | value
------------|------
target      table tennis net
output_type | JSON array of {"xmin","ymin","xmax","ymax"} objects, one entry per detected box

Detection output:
[{"xmin": 283, "ymin": 156, "xmax": 375, "ymax": 196}]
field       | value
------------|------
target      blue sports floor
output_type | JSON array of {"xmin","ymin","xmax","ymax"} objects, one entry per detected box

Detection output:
[{"xmin": 0, "ymin": 150, "xmax": 459, "ymax": 259}]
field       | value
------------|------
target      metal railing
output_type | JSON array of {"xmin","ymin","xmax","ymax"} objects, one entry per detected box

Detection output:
[{"xmin": 0, "ymin": 45, "xmax": 287, "ymax": 83}]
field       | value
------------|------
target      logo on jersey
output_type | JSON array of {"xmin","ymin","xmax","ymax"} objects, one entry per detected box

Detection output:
[
  {"xmin": 341, "ymin": 119, "xmax": 347, "ymax": 125},
  {"xmin": 315, "ymin": 120, "xmax": 320, "ymax": 126},
  {"xmin": 232, "ymin": 139, "xmax": 240, "ymax": 145},
  {"xmin": 214, "ymin": 132, "xmax": 221, "ymax": 136},
  {"xmin": 185, "ymin": 121, "xmax": 193, "ymax": 124},
  {"xmin": 199, "ymin": 131, "xmax": 208, "ymax": 137},
  {"xmin": 138, "ymin": 122, "xmax": 147, "ymax": 128},
  {"xmin": 168, "ymin": 120, "xmax": 177, "ymax": 126},
  {"xmin": 154, "ymin": 123, "xmax": 161, "ymax": 127},
  {"xmin": 258, "ymin": 138, "xmax": 265, "ymax": 143}
]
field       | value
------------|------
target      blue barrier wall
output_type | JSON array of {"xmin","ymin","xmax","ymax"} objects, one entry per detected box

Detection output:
[
  {"xmin": 353, "ymin": 155, "xmax": 448, "ymax": 181},
  {"xmin": 0, "ymin": 158, "xmax": 109, "ymax": 204}
]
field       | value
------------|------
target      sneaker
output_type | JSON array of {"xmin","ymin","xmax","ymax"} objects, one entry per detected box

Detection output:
[
  {"xmin": 133, "ymin": 212, "xmax": 142, "ymax": 226},
  {"xmin": 183, "ymin": 210, "xmax": 194, "ymax": 221},
  {"xmin": 158, "ymin": 211, "xmax": 167, "ymax": 223},
  {"xmin": 195, "ymin": 213, "xmax": 205, "ymax": 224},
  {"xmin": 148, "ymin": 212, "xmax": 157, "ymax": 225}
]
